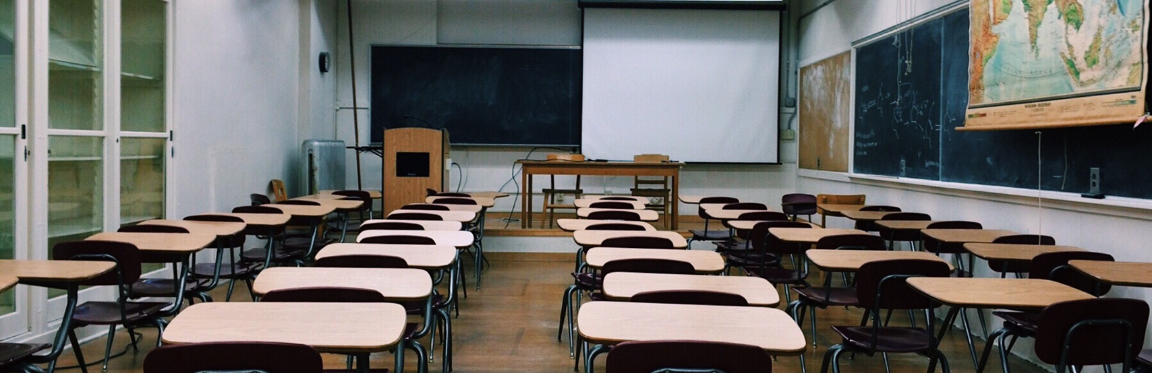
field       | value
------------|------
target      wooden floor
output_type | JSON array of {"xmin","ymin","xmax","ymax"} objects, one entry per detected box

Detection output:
[{"xmin": 54, "ymin": 254, "xmax": 1051, "ymax": 373}]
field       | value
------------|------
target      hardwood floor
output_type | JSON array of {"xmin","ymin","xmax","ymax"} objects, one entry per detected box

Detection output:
[{"xmin": 51, "ymin": 254, "xmax": 1051, "ymax": 373}]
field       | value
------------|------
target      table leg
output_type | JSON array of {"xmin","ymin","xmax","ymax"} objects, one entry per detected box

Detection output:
[
  {"xmin": 521, "ymin": 167, "xmax": 530, "ymax": 229},
  {"xmin": 160, "ymin": 257, "xmax": 191, "ymax": 316},
  {"xmin": 394, "ymin": 337, "xmax": 406, "ymax": 373},
  {"xmin": 32, "ymin": 284, "xmax": 79, "ymax": 372},
  {"xmin": 356, "ymin": 353, "xmax": 370, "ymax": 373},
  {"xmin": 339, "ymin": 211, "xmax": 350, "ymax": 243},
  {"xmin": 670, "ymin": 173, "xmax": 680, "ymax": 231}
]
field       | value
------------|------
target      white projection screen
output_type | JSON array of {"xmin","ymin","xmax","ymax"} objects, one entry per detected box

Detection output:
[{"xmin": 581, "ymin": 8, "xmax": 781, "ymax": 163}]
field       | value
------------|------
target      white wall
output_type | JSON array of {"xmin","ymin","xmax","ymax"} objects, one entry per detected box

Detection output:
[{"xmin": 797, "ymin": 0, "xmax": 1152, "ymax": 368}]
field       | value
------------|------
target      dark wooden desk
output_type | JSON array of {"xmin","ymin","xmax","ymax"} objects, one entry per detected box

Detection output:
[{"xmin": 517, "ymin": 160, "xmax": 682, "ymax": 229}]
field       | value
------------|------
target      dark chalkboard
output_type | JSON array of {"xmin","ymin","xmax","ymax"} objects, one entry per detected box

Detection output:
[
  {"xmin": 853, "ymin": 7, "xmax": 1152, "ymax": 200},
  {"xmin": 370, "ymin": 46, "xmax": 582, "ymax": 146}
]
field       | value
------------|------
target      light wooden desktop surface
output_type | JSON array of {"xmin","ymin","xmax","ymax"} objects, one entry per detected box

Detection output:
[
  {"xmin": 139, "ymin": 219, "xmax": 245, "ymax": 237},
  {"xmin": 461, "ymin": 191, "xmax": 509, "ymax": 200},
  {"xmin": 840, "ymin": 210, "xmax": 900, "ymax": 221},
  {"xmin": 920, "ymin": 229, "xmax": 1016, "ymax": 244},
  {"xmin": 162, "ymin": 302, "xmax": 407, "ymax": 353},
  {"xmin": 402, "ymin": 203, "xmax": 483, "ymax": 213},
  {"xmin": 575, "ymin": 208, "xmax": 659, "ymax": 221},
  {"xmin": 0, "ymin": 275, "xmax": 15, "ymax": 293},
  {"xmin": 602, "ymin": 272, "xmax": 778, "ymax": 307},
  {"xmin": 87, "ymin": 232, "xmax": 215, "ymax": 253},
  {"xmin": 963, "ymin": 243, "xmax": 1083, "ymax": 261},
  {"xmin": 577, "ymin": 302, "xmax": 806, "ymax": 355},
  {"xmin": 726, "ymin": 220, "xmax": 817, "ymax": 230},
  {"xmin": 585, "ymin": 247, "xmax": 724, "ymax": 274},
  {"xmin": 316, "ymin": 243, "xmax": 456, "ymax": 270},
  {"xmin": 426, "ymin": 196, "xmax": 496, "ymax": 208},
  {"xmin": 0, "ymin": 260, "xmax": 115, "ymax": 283},
  {"xmin": 356, "ymin": 230, "xmax": 474, "ymax": 248},
  {"xmin": 361, "ymin": 219, "xmax": 462, "ymax": 231},
  {"xmin": 817, "ymin": 203, "xmax": 865, "ymax": 216},
  {"xmin": 907, "ymin": 277, "xmax": 1093, "ymax": 311},
  {"xmin": 386, "ymin": 209, "xmax": 476, "ymax": 222},
  {"xmin": 266, "ymin": 203, "xmax": 337, "ymax": 217},
  {"xmin": 573, "ymin": 230, "xmax": 688, "ymax": 248},
  {"xmin": 768, "ymin": 228, "xmax": 867, "ymax": 244},
  {"xmin": 291, "ymin": 197, "xmax": 364, "ymax": 210},
  {"xmin": 318, "ymin": 189, "xmax": 383, "ymax": 199},
  {"xmin": 573, "ymin": 199, "xmax": 646, "ymax": 209},
  {"xmin": 253, "ymin": 267, "xmax": 432, "ymax": 301},
  {"xmin": 806, "ymin": 250, "xmax": 952, "ymax": 272},
  {"xmin": 556, "ymin": 219, "xmax": 655, "ymax": 232},
  {"xmin": 205, "ymin": 213, "xmax": 290, "ymax": 227},
  {"xmin": 582, "ymin": 195, "xmax": 647, "ymax": 202},
  {"xmin": 874, "ymin": 220, "xmax": 938, "ymax": 231},
  {"xmin": 705, "ymin": 209, "xmax": 776, "ymax": 220},
  {"xmin": 1069, "ymin": 260, "xmax": 1152, "ymax": 287}
]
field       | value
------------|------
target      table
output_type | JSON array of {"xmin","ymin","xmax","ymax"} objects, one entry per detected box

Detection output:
[
  {"xmin": 138, "ymin": 219, "xmax": 245, "ymax": 237},
  {"xmin": 204, "ymin": 212, "xmax": 290, "ymax": 227},
  {"xmin": 317, "ymin": 243, "xmax": 456, "ymax": 271},
  {"xmin": 1069, "ymin": 260, "xmax": 1152, "ymax": 287},
  {"xmin": 162, "ymin": 302, "xmax": 407, "ymax": 373},
  {"xmin": 88, "ymin": 231, "xmax": 216, "ymax": 311},
  {"xmin": 768, "ymin": 228, "xmax": 868, "ymax": 245},
  {"xmin": 267, "ymin": 203, "xmax": 338, "ymax": 217},
  {"xmin": 517, "ymin": 160, "xmax": 682, "ymax": 229},
  {"xmin": 840, "ymin": 210, "xmax": 900, "ymax": 222},
  {"xmin": 963, "ymin": 243, "xmax": 1083, "ymax": 262},
  {"xmin": 459, "ymin": 191, "xmax": 509, "ymax": 200},
  {"xmin": 572, "ymin": 230, "xmax": 688, "ymax": 248},
  {"xmin": 576, "ymin": 208, "xmax": 660, "ymax": 221},
  {"xmin": 582, "ymin": 195, "xmax": 647, "ymax": 202},
  {"xmin": 253, "ymin": 267, "xmax": 432, "ymax": 301},
  {"xmin": 601, "ymin": 272, "xmax": 778, "ymax": 306},
  {"xmin": 704, "ymin": 209, "xmax": 776, "ymax": 220},
  {"xmin": 361, "ymin": 219, "xmax": 463, "ymax": 231},
  {"xmin": 402, "ymin": 203, "xmax": 483, "ymax": 213},
  {"xmin": 678, "ymin": 195, "xmax": 738, "ymax": 204},
  {"xmin": 357, "ymin": 230, "xmax": 474, "ymax": 247},
  {"xmin": 573, "ymin": 199, "xmax": 646, "ymax": 209},
  {"xmin": 317, "ymin": 189, "xmax": 383, "ymax": 199},
  {"xmin": 386, "ymin": 209, "xmax": 476, "ymax": 222},
  {"xmin": 426, "ymin": 196, "xmax": 496, "ymax": 208},
  {"xmin": 806, "ymin": 249, "xmax": 952, "ymax": 272},
  {"xmin": 816, "ymin": 203, "xmax": 865, "ymax": 227},
  {"xmin": 0, "ymin": 260, "xmax": 115, "ymax": 370},
  {"xmin": 289, "ymin": 198, "xmax": 363, "ymax": 211},
  {"xmin": 585, "ymin": 247, "xmax": 724, "ymax": 274},
  {"xmin": 556, "ymin": 219, "xmax": 655, "ymax": 232},
  {"xmin": 920, "ymin": 229, "xmax": 1016, "ymax": 246},
  {"xmin": 726, "ymin": 220, "xmax": 816, "ymax": 231},
  {"xmin": 0, "ymin": 275, "xmax": 15, "ymax": 293}
]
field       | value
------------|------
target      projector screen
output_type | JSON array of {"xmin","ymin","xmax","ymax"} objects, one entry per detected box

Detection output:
[{"xmin": 581, "ymin": 8, "xmax": 781, "ymax": 163}]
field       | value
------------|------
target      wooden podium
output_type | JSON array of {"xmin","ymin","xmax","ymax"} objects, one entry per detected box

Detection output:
[{"xmin": 382, "ymin": 128, "xmax": 449, "ymax": 214}]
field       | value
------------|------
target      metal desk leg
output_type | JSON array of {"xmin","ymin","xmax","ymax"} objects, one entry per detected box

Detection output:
[{"xmin": 33, "ymin": 284, "xmax": 79, "ymax": 373}]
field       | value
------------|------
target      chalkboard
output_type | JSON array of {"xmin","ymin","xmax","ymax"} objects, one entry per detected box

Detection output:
[
  {"xmin": 370, "ymin": 46, "xmax": 582, "ymax": 146},
  {"xmin": 853, "ymin": 7, "xmax": 1152, "ymax": 200}
]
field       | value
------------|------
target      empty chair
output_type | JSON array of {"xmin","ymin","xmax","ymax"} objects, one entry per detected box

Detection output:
[
  {"xmin": 789, "ymin": 234, "xmax": 886, "ymax": 347},
  {"xmin": 332, "ymin": 190, "xmax": 373, "ymax": 230},
  {"xmin": 738, "ymin": 221, "xmax": 814, "ymax": 303},
  {"xmin": 234, "ymin": 205, "xmax": 303, "ymax": 269},
  {"xmin": 116, "ymin": 224, "xmax": 213, "ymax": 304},
  {"xmin": 186, "ymin": 214, "xmax": 255, "ymax": 302},
  {"xmin": 781, "ymin": 193, "xmax": 818, "ymax": 222},
  {"xmin": 600, "ymin": 236, "xmax": 675, "ymax": 249},
  {"xmin": 630, "ymin": 290, "xmax": 749, "ymax": 307},
  {"xmin": 854, "ymin": 205, "xmax": 901, "ymax": 232},
  {"xmin": 275, "ymin": 199, "xmax": 331, "ymax": 260},
  {"xmin": 143, "ymin": 342, "xmax": 323, "ymax": 373},
  {"xmin": 630, "ymin": 154, "xmax": 672, "ymax": 228},
  {"xmin": 988, "ymin": 234, "xmax": 1056, "ymax": 278},
  {"xmin": 587, "ymin": 210, "xmax": 642, "ymax": 221},
  {"xmin": 714, "ymin": 211, "xmax": 790, "ymax": 254},
  {"xmin": 605, "ymin": 341, "xmax": 773, "ymax": 373},
  {"xmin": 582, "ymin": 222, "xmax": 647, "ymax": 231},
  {"xmin": 921, "ymin": 221, "xmax": 983, "ymax": 275},
  {"xmin": 250, "ymin": 193, "xmax": 271, "ymax": 206},
  {"xmin": 588, "ymin": 201, "xmax": 637, "ymax": 209},
  {"xmin": 1034, "ymin": 298, "xmax": 1148, "ymax": 373},
  {"xmin": 877, "ymin": 212, "xmax": 932, "ymax": 250},
  {"xmin": 688, "ymin": 196, "xmax": 740, "ymax": 248},
  {"xmin": 541, "ymin": 153, "xmax": 585, "ymax": 228}
]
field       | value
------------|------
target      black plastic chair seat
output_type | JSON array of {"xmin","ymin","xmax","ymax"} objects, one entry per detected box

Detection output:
[
  {"xmin": 191, "ymin": 262, "xmax": 260, "ymax": 279},
  {"xmin": 689, "ymin": 229, "xmax": 730, "ymax": 241},
  {"xmin": 588, "ymin": 292, "xmax": 608, "ymax": 301},
  {"xmin": 832, "ymin": 326, "xmax": 934, "ymax": 353},
  {"xmin": 992, "ymin": 310, "xmax": 1039, "ymax": 334},
  {"xmin": 712, "ymin": 239, "xmax": 746, "ymax": 253},
  {"xmin": 794, "ymin": 286, "xmax": 859, "ymax": 307},
  {"xmin": 241, "ymin": 247, "xmax": 307, "ymax": 262},
  {"xmin": 129, "ymin": 278, "xmax": 211, "ymax": 297},
  {"xmin": 571, "ymin": 272, "xmax": 601, "ymax": 290},
  {"xmin": 0, "ymin": 343, "xmax": 48, "ymax": 367},
  {"xmin": 73, "ymin": 301, "xmax": 169, "ymax": 325},
  {"xmin": 725, "ymin": 251, "xmax": 780, "ymax": 267},
  {"xmin": 989, "ymin": 259, "xmax": 1030, "ymax": 275},
  {"xmin": 745, "ymin": 267, "xmax": 803, "ymax": 283},
  {"xmin": 883, "ymin": 230, "xmax": 924, "ymax": 242}
]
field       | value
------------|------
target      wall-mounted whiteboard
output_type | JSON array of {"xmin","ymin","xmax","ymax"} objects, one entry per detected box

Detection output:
[{"xmin": 581, "ymin": 8, "xmax": 781, "ymax": 163}]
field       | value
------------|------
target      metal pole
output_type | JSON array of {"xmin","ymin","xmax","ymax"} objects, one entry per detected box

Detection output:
[{"xmin": 347, "ymin": 0, "xmax": 363, "ymax": 190}]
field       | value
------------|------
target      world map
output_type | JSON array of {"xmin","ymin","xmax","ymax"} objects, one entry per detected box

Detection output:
[{"xmin": 970, "ymin": 0, "xmax": 1144, "ymax": 106}]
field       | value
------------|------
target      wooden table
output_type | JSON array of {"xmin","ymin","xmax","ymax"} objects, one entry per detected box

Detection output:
[
  {"xmin": 517, "ymin": 160, "xmax": 682, "ymax": 229},
  {"xmin": 0, "ymin": 260, "xmax": 115, "ymax": 370},
  {"xmin": 556, "ymin": 219, "xmax": 655, "ymax": 232},
  {"xmin": 572, "ymin": 230, "xmax": 688, "ymax": 248},
  {"xmin": 705, "ymin": 209, "xmax": 775, "ymax": 220},
  {"xmin": 253, "ymin": 267, "xmax": 432, "ymax": 301},
  {"xmin": 582, "ymin": 195, "xmax": 647, "ymax": 202},
  {"xmin": 317, "ymin": 243, "xmax": 456, "ymax": 271},
  {"xmin": 601, "ymin": 272, "xmax": 778, "ymax": 306},
  {"xmin": 139, "ymin": 219, "xmax": 245, "ymax": 237},
  {"xmin": 361, "ymin": 219, "xmax": 463, "ymax": 231},
  {"xmin": 963, "ymin": 243, "xmax": 1083, "ymax": 261},
  {"xmin": 840, "ymin": 210, "xmax": 899, "ymax": 222},
  {"xmin": 768, "ymin": 228, "xmax": 867, "ymax": 244},
  {"xmin": 817, "ymin": 203, "xmax": 865, "ymax": 227},
  {"xmin": 290, "ymin": 197, "xmax": 363, "ymax": 211},
  {"xmin": 318, "ymin": 189, "xmax": 383, "ymax": 199},
  {"xmin": 0, "ymin": 275, "xmax": 15, "ymax": 293},
  {"xmin": 585, "ymin": 247, "xmax": 724, "ymax": 274},
  {"xmin": 88, "ymin": 231, "xmax": 216, "ymax": 311},
  {"xmin": 806, "ymin": 249, "xmax": 952, "ymax": 272},
  {"xmin": 574, "ymin": 199, "xmax": 646, "ymax": 209},
  {"xmin": 386, "ymin": 209, "xmax": 476, "ymax": 222},
  {"xmin": 576, "ymin": 208, "xmax": 660, "ymax": 221},
  {"xmin": 1069, "ymin": 260, "xmax": 1152, "ymax": 287},
  {"xmin": 402, "ymin": 203, "xmax": 483, "ymax": 213},
  {"xmin": 163, "ymin": 302, "xmax": 407, "ymax": 373},
  {"xmin": 426, "ymin": 196, "xmax": 496, "ymax": 208},
  {"xmin": 357, "ymin": 230, "xmax": 474, "ymax": 247}
]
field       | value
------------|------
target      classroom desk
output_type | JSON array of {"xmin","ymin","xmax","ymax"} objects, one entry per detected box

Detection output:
[
  {"xmin": 582, "ymin": 195, "xmax": 647, "ymax": 202},
  {"xmin": 704, "ymin": 209, "xmax": 776, "ymax": 221},
  {"xmin": 585, "ymin": 247, "xmax": 724, "ymax": 274},
  {"xmin": 572, "ymin": 230, "xmax": 688, "ymax": 248},
  {"xmin": 576, "ymin": 208, "xmax": 660, "ymax": 221},
  {"xmin": 0, "ymin": 275, "xmax": 15, "ymax": 293},
  {"xmin": 768, "ymin": 228, "xmax": 868, "ymax": 245},
  {"xmin": 290, "ymin": 198, "xmax": 363, "ymax": 211},
  {"xmin": 386, "ymin": 209, "xmax": 476, "ymax": 222},
  {"xmin": 874, "ymin": 220, "xmax": 939, "ymax": 238},
  {"xmin": 317, "ymin": 189, "xmax": 383, "ymax": 199},
  {"xmin": 517, "ymin": 160, "xmax": 682, "ymax": 229},
  {"xmin": 601, "ymin": 272, "xmax": 778, "ymax": 307},
  {"xmin": 726, "ymin": 220, "xmax": 817, "ymax": 231},
  {"xmin": 253, "ymin": 267, "xmax": 433, "ymax": 301},
  {"xmin": 88, "ymin": 232, "xmax": 216, "ymax": 312},
  {"xmin": 361, "ymin": 219, "xmax": 463, "ymax": 231},
  {"xmin": 806, "ymin": 249, "xmax": 952, "ymax": 272},
  {"xmin": 556, "ymin": 219, "xmax": 656, "ymax": 232},
  {"xmin": 920, "ymin": 229, "xmax": 1016, "ymax": 247},
  {"xmin": 573, "ymin": 199, "xmax": 646, "ymax": 209},
  {"xmin": 357, "ymin": 230, "xmax": 474, "ymax": 247},
  {"xmin": 139, "ymin": 219, "xmax": 246, "ymax": 237},
  {"xmin": 204, "ymin": 212, "xmax": 291, "ymax": 227},
  {"xmin": 454, "ymin": 191, "xmax": 509, "ymax": 200},
  {"xmin": 839, "ymin": 210, "xmax": 900, "ymax": 222},
  {"xmin": 963, "ymin": 243, "xmax": 1083, "ymax": 262},
  {"xmin": 426, "ymin": 196, "xmax": 496, "ymax": 208},
  {"xmin": 816, "ymin": 203, "xmax": 865, "ymax": 227},
  {"xmin": 317, "ymin": 243, "xmax": 456, "ymax": 271},
  {"xmin": 267, "ymin": 202, "xmax": 341, "ymax": 249},
  {"xmin": 402, "ymin": 203, "xmax": 483, "ymax": 213},
  {"xmin": 1069, "ymin": 260, "xmax": 1152, "ymax": 287},
  {"xmin": 0, "ymin": 260, "xmax": 115, "ymax": 371},
  {"xmin": 163, "ymin": 302, "xmax": 407, "ymax": 373},
  {"xmin": 907, "ymin": 277, "xmax": 1094, "ymax": 369},
  {"xmin": 577, "ymin": 302, "xmax": 805, "ymax": 373}
]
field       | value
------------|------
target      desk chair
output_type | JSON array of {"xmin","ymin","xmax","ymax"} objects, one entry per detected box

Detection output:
[
  {"xmin": 270, "ymin": 179, "xmax": 288, "ymax": 202},
  {"xmin": 389, "ymin": 212, "xmax": 445, "ymax": 221},
  {"xmin": 816, "ymin": 194, "xmax": 865, "ymax": 227},
  {"xmin": 587, "ymin": 210, "xmax": 642, "ymax": 221},
  {"xmin": 988, "ymin": 234, "xmax": 1056, "ymax": 278},
  {"xmin": 738, "ymin": 221, "xmax": 813, "ymax": 302},
  {"xmin": 541, "ymin": 153, "xmax": 585, "ymax": 228},
  {"xmin": 0, "ymin": 343, "xmax": 48, "ymax": 373},
  {"xmin": 1034, "ymin": 298, "xmax": 1148, "ymax": 373},
  {"xmin": 360, "ymin": 221, "xmax": 426, "ymax": 231},
  {"xmin": 605, "ymin": 341, "xmax": 773, "ymax": 373},
  {"xmin": 630, "ymin": 154, "xmax": 672, "ymax": 228},
  {"xmin": 332, "ymin": 190, "xmax": 373, "ymax": 231},
  {"xmin": 878, "ymin": 212, "xmax": 932, "ymax": 251},
  {"xmin": 782, "ymin": 193, "xmax": 818, "ymax": 222},
  {"xmin": 688, "ymin": 197, "xmax": 740, "ymax": 249},
  {"xmin": 116, "ymin": 225, "xmax": 214, "ymax": 305},
  {"xmin": 854, "ymin": 205, "xmax": 901, "ymax": 232},
  {"xmin": 789, "ymin": 234, "xmax": 887, "ymax": 348},
  {"xmin": 144, "ymin": 342, "xmax": 323, "ymax": 373},
  {"xmin": 250, "ymin": 193, "xmax": 271, "ymax": 206},
  {"xmin": 185, "ymin": 214, "xmax": 253, "ymax": 302}
]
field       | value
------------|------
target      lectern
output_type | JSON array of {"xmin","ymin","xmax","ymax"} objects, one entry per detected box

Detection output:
[{"xmin": 382, "ymin": 128, "xmax": 449, "ymax": 214}]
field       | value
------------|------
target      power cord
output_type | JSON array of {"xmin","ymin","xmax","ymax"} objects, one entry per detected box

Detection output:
[{"xmin": 497, "ymin": 147, "xmax": 575, "ymax": 228}]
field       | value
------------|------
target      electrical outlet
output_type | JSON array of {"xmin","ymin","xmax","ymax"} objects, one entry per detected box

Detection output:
[
  {"xmin": 781, "ymin": 129, "xmax": 796, "ymax": 141},
  {"xmin": 556, "ymin": 194, "xmax": 565, "ymax": 203}
]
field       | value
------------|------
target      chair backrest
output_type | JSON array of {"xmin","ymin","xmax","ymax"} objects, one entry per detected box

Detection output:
[
  {"xmin": 250, "ymin": 193, "xmax": 271, "ymax": 206},
  {"xmin": 315, "ymin": 254, "xmax": 409, "ymax": 269},
  {"xmin": 815, "ymin": 234, "xmax": 886, "ymax": 251},
  {"xmin": 402, "ymin": 203, "xmax": 451, "ymax": 211},
  {"xmin": 601, "ymin": 236, "xmax": 675, "ymax": 249},
  {"xmin": 185, "ymin": 214, "xmax": 246, "ymax": 247},
  {"xmin": 750, "ymin": 221, "xmax": 812, "ymax": 256},
  {"xmin": 1035, "ymin": 298, "xmax": 1149, "ymax": 370},
  {"xmin": 52, "ymin": 240, "xmax": 143, "ymax": 286},
  {"xmin": 360, "ymin": 235, "xmax": 437, "ymax": 245},
  {"xmin": 630, "ymin": 290, "xmax": 749, "ymax": 307},
  {"xmin": 261, "ymin": 286, "xmax": 386, "ymax": 303},
  {"xmin": 736, "ymin": 211, "xmax": 789, "ymax": 221},
  {"xmin": 546, "ymin": 153, "xmax": 585, "ymax": 162},
  {"xmin": 143, "ymin": 342, "xmax": 323, "ymax": 373},
  {"xmin": 430, "ymin": 197, "xmax": 478, "ymax": 205},
  {"xmin": 859, "ymin": 205, "xmax": 901, "ymax": 212},
  {"xmin": 270, "ymin": 179, "xmax": 288, "ymax": 202},
  {"xmin": 587, "ymin": 210, "xmax": 641, "ymax": 221},
  {"xmin": 278, "ymin": 200, "xmax": 320, "ymax": 206},
  {"xmin": 722, "ymin": 202, "xmax": 768, "ymax": 210},
  {"xmin": 589, "ymin": 201, "xmax": 636, "ymax": 209},
  {"xmin": 360, "ymin": 221, "xmax": 425, "ymax": 231},
  {"xmin": 816, "ymin": 194, "xmax": 865, "ymax": 205},
  {"xmin": 924, "ymin": 221, "xmax": 983, "ymax": 229},
  {"xmin": 855, "ymin": 259, "xmax": 951, "ymax": 310},
  {"xmin": 880, "ymin": 212, "xmax": 931, "ymax": 221},
  {"xmin": 601, "ymin": 258, "xmax": 695, "ymax": 276},
  {"xmin": 584, "ymin": 223, "xmax": 647, "ymax": 231},
  {"xmin": 781, "ymin": 193, "xmax": 818, "ymax": 216},
  {"xmin": 605, "ymin": 340, "xmax": 772, "ymax": 373},
  {"xmin": 233, "ymin": 205, "xmax": 283, "ymax": 214},
  {"xmin": 600, "ymin": 196, "xmax": 638, "ymax": 201},
  {"xmin": 1030, "ymin": 251, "xmax": 1114, "ymax": 296},
  {"xmin": 388, "ymin": 212, "xmax": 444, "ymax": 221},
  {"xmin": 993, "ymin": 234, "xmax": 1056, "ymax": 245},
  {"xmin": 433, "ymin": 192, "xmax": 472, "ymax": 197},
  {"xmin": 118, "ymin": 225, "xmax": 190, "ymax": 234}
]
